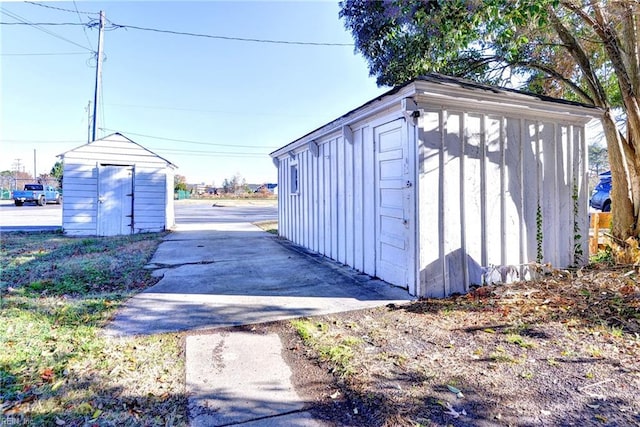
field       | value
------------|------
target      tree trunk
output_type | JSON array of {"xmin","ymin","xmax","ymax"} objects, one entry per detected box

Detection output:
[{"xmin": 602, "ymin": 107, "xmax": 640, "ymax": 240}]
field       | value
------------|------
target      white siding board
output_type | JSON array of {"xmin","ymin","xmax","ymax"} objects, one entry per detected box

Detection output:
[
  {"xmin": 310, "ymin": 150, "xmax": 318, "ymax": 252},
  {"xmin": 443, "ymin": 111, "xmax": 462, "ymax": 294},
  {"xmin": 521, "ymin": 121, "xmax": 539, "ymax": 263},
  {"xmin": 318, "ymin": 143, "xmax": 326, "ymax": 255},
  {"xmin": 353, "ymin": 128, "xmax": 364, "ymax": 273},
  {"xmin": 305, "ymin": 150, "xmax": 312, "ymax": 249},
  {"xmin": 362, "ymin": 126, "xmax": 376, "ymax": 276},
  {"xmin": 297, "ymin": 150, "xmax": 309, "ymax": 247},
  {"xmin": 485, "ymin": 116, "xmax": 502, "ymax": 267},
  {"xmin": 419, "ymin": 111, "xmax": 444, "ymax": 297},
  {"xmin": 345, "ymin": 132, "xmax": 355, "ymax": 269},
  {"xmin": 557, "ymin": 125, "xmax": 573, "ymax": 267},
  {"xmin": 329, "ymin": 139, "xmax": 338, "ymax": 260},
  {"xmin": 574, "ymin": 125, "xmax": 589, "ymax": 264},
  {"xmin": 541, "ymin": 122, "xmax": 558, "ymax": 265},
  {"xmin": 504, "ymin": 118, "xmax": 522, "ymax": 267},
  {"xmin": 337, "ymin": 137, "xmax": 346, "ymax": 265},
  {"xmin": 463, "ymin": 114, "xmax": 483, "ymax": 286}
]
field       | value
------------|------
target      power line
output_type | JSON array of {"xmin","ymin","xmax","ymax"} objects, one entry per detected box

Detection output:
[
  {"xmin": 105, "ymin": 102, "xmax": 313, "ymax": 118},
  {"xmin": 154, "ymin": 148, "xmax": 268, "ymax": 157},
  {"xmin": 73, "ymin": 0, "xmax": 94, "ymax": 50},
  {"xmin": 0, "ymin": 19, "xmax": 353, "ymax": 48},
  {"xmin": 1, "ymin": 139, "xmax": 85, "ymax": 143},
  {"xmin": 0, "ymin": 9, "xmax": 93, "ymax": 52},
  {"xmin": 99, "ymin": 128, "xmax": 279, "ymax": 149},
  {"xmin": 0, "ymin": 51, "xmax": 88, "ymax": 56},
  {"xmin": 24, "ymin": 1, "xmax": 98, "ymax": 16},
  {"xmin": 108, "ymin": 22, "xmax": 354, "ymax": 46},
  {"xmin": 0, "ymin": 21, "xmax": 87, "ymax": 26}
]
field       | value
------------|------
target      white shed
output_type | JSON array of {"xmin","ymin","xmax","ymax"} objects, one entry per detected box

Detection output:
[
  {"xmin": 59, "ymin": 133, "xmax": 177, "ymax": 236},
  {"xmin": 270, "ymin": 74, "xmax": 601, "ymax": 298}
]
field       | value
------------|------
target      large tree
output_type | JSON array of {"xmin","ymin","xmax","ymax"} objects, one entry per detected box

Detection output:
[
  {"xmin": 50, "ymin": 161, "xmax": 63, "ymax": 189},
  {"xmin": 340, "ymin": 0, "xmax": 640, "ymax": 241}
]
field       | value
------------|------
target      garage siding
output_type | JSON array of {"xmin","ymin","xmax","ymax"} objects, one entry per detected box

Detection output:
[
  {"xmin": 277, "ymin": 123, "xmax": 381, "ymax": 282},
  {"xmin": 272, "ymin": 77, "xmax": 596, "ymax": 297},
  {"xmin": 417, "ymin": 111, "xmax": 588, "ymax": 297}
]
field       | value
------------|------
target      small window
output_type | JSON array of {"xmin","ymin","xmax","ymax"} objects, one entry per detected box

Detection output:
[{"xmin": 290, "ymin": 163, "xmax": 299, "ymax": 194}]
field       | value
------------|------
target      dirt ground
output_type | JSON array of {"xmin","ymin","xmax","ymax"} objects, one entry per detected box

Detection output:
[{"xmin": 264, "ymin": 267, "xmax": 640, "ymax": 426}]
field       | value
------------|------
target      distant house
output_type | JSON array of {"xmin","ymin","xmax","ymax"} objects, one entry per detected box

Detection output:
[
  {"xmin": 59, "ymin": 133, "xmax": 177, "ymax": 236},
  {"xmin": 270, "ymin": 74, "xmax": 601, "ymax": 298}
]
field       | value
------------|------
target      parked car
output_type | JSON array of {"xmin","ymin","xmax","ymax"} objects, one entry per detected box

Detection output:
[
  {"xmin": 12, "ymin": 184, "xmax": 62, "ymax": 206},
  {"xmin": 590, "ymin": 171, "xmax": 611, "ymax": 212}
]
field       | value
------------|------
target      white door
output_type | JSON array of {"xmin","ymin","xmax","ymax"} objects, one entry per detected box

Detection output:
[
  {"xmin": 374, "ymin": 119, "xmax": 412, "ymax": 288},
  {"xmin": 97, "ymin": 165, "xmax": 133, "ymax": 236}
]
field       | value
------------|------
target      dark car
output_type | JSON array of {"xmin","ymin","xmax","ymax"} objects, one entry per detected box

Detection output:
[{"xmin": 590, "ymin": 171, "xmax": 611, "ymax": 212}]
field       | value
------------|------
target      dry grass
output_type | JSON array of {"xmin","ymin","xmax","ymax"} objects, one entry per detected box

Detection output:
[
  {"xmin": 0, "ymin": 231, "xmax": 187, "ymax": 426},
  {"xmin": 290, "ymin": 267, "xmax": 640, "ymax": 426}
]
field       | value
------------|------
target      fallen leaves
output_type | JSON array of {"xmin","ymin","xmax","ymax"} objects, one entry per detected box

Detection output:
[
  {"xmin": 289, "ymin": 266, "xmax": 640, "ymax": 426},
  {"xmin": 446, "ymin": 384, "xmax": 465, "ymax": 398},
  {"xmin": 442, "ymin": 401, "xmax": 467, "ymax": 418},
  {"xmin": 465, "ymin": 267, "xmax": 640, "ymax": 334},
  {"xmin": 40, "ymin": 368, "xmax": 55, "ymax": 383}
]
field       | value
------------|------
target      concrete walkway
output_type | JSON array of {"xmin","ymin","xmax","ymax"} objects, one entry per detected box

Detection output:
[{"xmin": 105, "ymin": 219, "xmax": 412, "ymax": 426}]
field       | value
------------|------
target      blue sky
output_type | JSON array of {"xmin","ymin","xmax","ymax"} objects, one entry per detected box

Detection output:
[{"xmin": 0, "ymin": 1, "xmax": 387, "ymax": 186}]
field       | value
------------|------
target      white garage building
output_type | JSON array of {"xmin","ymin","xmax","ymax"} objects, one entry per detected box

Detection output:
[
  {"xmin": 60, "ymin": 133, "xmax": 176, "ymax": 236},
  {"xmin": 270, "ymin": 74, "xmax": 601, "ymax": 297}
]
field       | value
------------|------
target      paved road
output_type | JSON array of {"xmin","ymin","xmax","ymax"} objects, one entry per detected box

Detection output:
[
  {"xmin": 176, "ymin": 200, "xmax": 277, "ymax": 225},
  {"xmin": 0, "ymin": 199, "xmax": 277, "ymax": 232},
  {"xmin": 0, "ymin": 200, "xmax": 62, "ymax": 231}
]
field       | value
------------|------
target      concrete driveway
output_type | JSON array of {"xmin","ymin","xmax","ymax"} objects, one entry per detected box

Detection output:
[
  {"xmin": 106, "ymin": 201, "xmax": 412, "ymax": 336},
  {"xmin": 105, "ymin": 200, "xmax": 413, "ymax": 426}
]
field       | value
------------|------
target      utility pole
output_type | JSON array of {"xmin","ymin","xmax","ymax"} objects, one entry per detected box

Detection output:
[
  {"xmin": 91, "ymin": 11, "xmax": 105, "ymax": 142},
  {"xmin": 86, "ymin": 100, "xmax": 92, "ymax": 143},
  {"xmin": 33, "ymin": 149, "xmax": 36, "ymax": 181}
]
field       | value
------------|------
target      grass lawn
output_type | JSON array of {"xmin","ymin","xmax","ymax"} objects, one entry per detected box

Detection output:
[{"xmin": 0, "ymin": 231, "xmax": 187, "ymax": 426}]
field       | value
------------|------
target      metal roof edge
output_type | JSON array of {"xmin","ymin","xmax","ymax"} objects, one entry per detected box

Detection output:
[
  {"xmin": 270, "ymin": 73, "xmax": 603, "ymax": 159},
  {"xmin": 269, "ymin": 82, "xmax": 414, "ymax": 158}
]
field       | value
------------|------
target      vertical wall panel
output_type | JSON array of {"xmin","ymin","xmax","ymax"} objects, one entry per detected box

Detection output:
[
  {"xmin": 541, "ymin": 122, "xmax": 558, "ymax": 265},
  {"xmin": 485, "ymin": 116, "xmax": 502, "ymax": 266},
  {"xmin": 443, "ymin": 112, "xmax": 463, "ymax": 294},
  {"xmin": 557, "ymin": 125, "xmax": 573, "ymax": 267},
  {"xmin": 463, "ymin": 114, "xmax": 483, "ymax": 285},
  {"xmin": 280, "ymin": 157, "xmax": 287, "ymax": 239},
  {"xmin": 575, "ymin": 125, "xmax": 589, "ymax": 264},
  {"xmin": 345, "ymin": 135, "xmax": 355, "ymax": 268},
  {"xmin": 419, "ymin": 111, "xmax": 445, "ymax": 297},
  {"xmin": 311, "ymin": 148, "xmax": 318, "ymax": 252},
  {"xmin": 324, "ymin": 141, "xmax": 333, "ymax": 258},
  {"xmin": 318, "ymin": 143, "xmax": 326, "ymax": 255},
  {"xmin": 337, "ymin": 137, "xmax": 346, "ymax": 264},
  {"xmin": 363, "ymin": 126, "xmax": 376, "ymax": 276},
  {"xmin": 522, "ymin": 121, "xmax": 539, "ymax": 264},
  {"xmin": 504, "ymin": 118, "xmax": 522, "ymax": 267},
  {"xmin": 353, "ymin": 128, "xmax": 364, "ymax": 272},
  {"xmin": 302, "ymin": 151, "xmax": 310, "ymax": 249}
]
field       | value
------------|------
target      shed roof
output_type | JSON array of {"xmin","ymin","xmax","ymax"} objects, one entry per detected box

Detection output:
[
  {"xmin": 271, "ymin": 73, "xmax": 602, "ymax": 158},
  {"xmin": 58, "ymin": 132, "xmax": 177, "ymax": 168}
]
